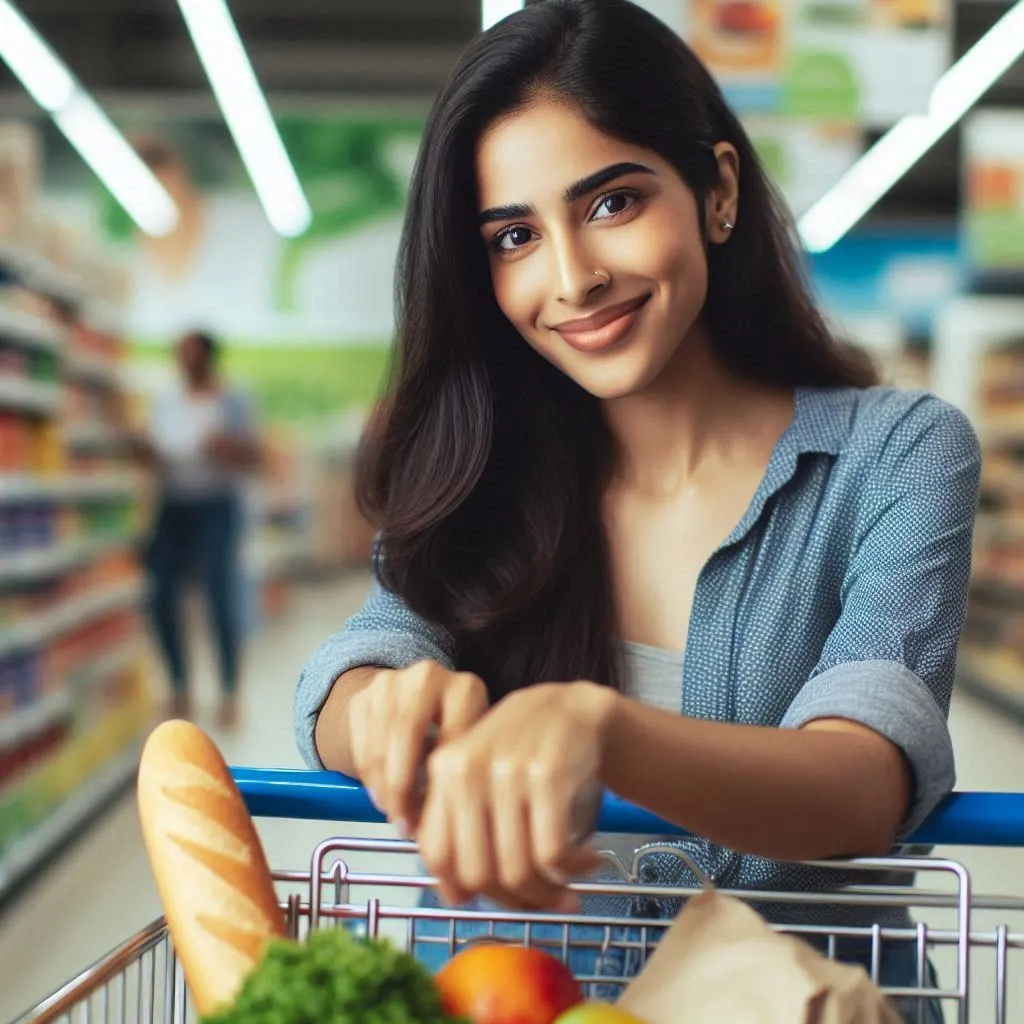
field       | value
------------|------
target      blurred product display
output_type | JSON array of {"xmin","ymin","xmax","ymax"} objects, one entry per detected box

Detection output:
[
  {"xmin": 933, "ymin": 297, "xmax": 1024, "ymax": 725},
  {"xmin": 0, "ymin": 132, "xmax": 155, "ymax": 901}
]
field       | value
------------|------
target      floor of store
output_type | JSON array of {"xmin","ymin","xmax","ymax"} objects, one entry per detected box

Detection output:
[{"xmin": 1, "ymin": 572, "xmax": 1022, "ymax": 1022}]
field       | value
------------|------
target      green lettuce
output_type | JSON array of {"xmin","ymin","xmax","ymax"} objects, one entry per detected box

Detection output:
[{"xmin": 202, "ymin": 927, "xmax": 468, "ymax": 1024}]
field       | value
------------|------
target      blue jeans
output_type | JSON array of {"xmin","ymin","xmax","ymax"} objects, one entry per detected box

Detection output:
[
  {"xmin": 146, "ymin": 494, "xmax": 242, "ymax": 695},
  {"xmin": 410, "ymin": 893, "xmax": 943, "ymax": 1023}
]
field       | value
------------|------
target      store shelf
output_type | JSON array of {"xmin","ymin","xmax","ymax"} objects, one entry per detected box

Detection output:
[
  {"xmin": 0, "ymin": 533, "xmax": 141, "ymax": 586},
  {"xmin": 0, "ymin": 471, "xmax": 138, "ymax": 504},
  {"xmin": 0, "ymin": 306, "xmax": 66, "ymax": 354},
  {"xmin": 83, "ymin": 300, "xmax": 124, "ymax": 337},
  {"xmin": 956, "ymin": 644, "xmax": 1024, "ymax": 726},
  {"xmin": 0, "ymin": 640, "xmax": 143, "ymax": 751},
  {"xmin": 63, "ymin": 351, "xmax": 122, "ymax": 390},
  {"xmin": 0, "ymin": 244, "xmax": 86, "ymax": 308},
  {"xmin": 0, "ymin": 579, "xmax": 145, "ymax": 658},
  {"xmin": 247, "ymin": 534, "xmax": 312, "ymax": 581},
  {"xmin": 64, "ymin": 421, "xmax": 124, "ymax": 450},
  {"xmin": 0, "ymin": 378, "xmax": 62, "ymax": 416},
  {"xmin": 0, "ymin": 740, "xmax": 142, "ymax": 900}
]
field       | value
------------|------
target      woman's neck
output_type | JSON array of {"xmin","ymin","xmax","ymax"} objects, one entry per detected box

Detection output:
[{"xmin": 603, "ymin": 323, "xmax": 793, "ymax": 498}]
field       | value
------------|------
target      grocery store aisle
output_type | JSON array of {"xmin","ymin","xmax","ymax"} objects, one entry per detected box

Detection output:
[
  {"xmin": 1, "ymin": 571, "xmax": 1022, "ymax": 1021},
  {"xmin": 0, "ymin": 571, "xmax": 398, "ymax": 1021}
]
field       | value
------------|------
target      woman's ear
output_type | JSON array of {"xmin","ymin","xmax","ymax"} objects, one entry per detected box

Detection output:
[{"xmin": 705, "ymin": 142, "xmax": 740, "ymax": 244}]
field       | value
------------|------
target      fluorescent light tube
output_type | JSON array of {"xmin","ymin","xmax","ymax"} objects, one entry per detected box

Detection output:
[
  {"xmin": 55, "ymin": 94, "xmax": 179, "ymax": 237},
  {"xmin": 176, "ymin": 0, "xmax": 311, "ymax": 238},
  {"xmin": 0, "ymin": 0, "xmax": 73, "ymax": 111},
  {"xmin": 799, "ymin": 0, "xmax": 1024, "ymax": 254},
  {"xmin": 0, "ymin": 0, "xmax": 178, "ymax": 237}
]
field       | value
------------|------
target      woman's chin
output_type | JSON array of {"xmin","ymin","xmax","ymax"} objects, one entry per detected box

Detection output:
[{"xmin": 564, "ymin": 361, "xmax": 665, "ymax": 402}]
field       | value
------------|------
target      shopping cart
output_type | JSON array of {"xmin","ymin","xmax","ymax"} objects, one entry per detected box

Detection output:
[{"xmin": 14, "ymin": 769, "xmax": 1024, "ymax": 1024}]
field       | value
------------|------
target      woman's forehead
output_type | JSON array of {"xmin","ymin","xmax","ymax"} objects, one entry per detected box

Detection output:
[{"xmin": 475, "ymin": 101, "xmax": 653, "ymax": 209}]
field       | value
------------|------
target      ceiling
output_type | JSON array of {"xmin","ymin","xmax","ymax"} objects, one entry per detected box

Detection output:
[{"xmin": 0, "ymin": 0, "xmax": 1022, "ymax": 223}]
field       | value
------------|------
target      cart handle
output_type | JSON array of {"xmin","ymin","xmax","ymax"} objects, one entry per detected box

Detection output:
[{"xmin": 230, "ymin": 768, "xmax": 1024, "ymax": 848}]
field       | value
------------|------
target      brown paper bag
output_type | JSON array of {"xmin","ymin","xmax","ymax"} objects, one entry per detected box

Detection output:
[{"xmin": 617, "ymin": 889, "xmax": 902, "ymax": 1024}]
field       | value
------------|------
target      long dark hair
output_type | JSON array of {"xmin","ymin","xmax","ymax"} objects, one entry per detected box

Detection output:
[{"xmin": 358, "ymin": 0, "xmax": 876, "ymax": 700}]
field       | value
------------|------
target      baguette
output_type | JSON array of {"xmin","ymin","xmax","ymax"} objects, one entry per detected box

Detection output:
[{"xmin": 137, "ymin": 720, "xmax": 287, "ymax": 1016}]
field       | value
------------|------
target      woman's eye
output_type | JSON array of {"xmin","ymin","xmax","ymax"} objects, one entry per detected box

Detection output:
[
  {"xmin": 592, "ymin": 192, "xmax": 636, "ymax": 220},
  {"xmin": 495, "ymin": 226, "xmax": 534, "ymax": 251}
]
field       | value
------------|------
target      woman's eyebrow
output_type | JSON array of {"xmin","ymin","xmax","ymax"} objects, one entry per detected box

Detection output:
[
  {"xmin": 479, "ymin": 201, "xmax": 534, "ymax": 225},
  {"xmin": 562, "ymin": 161, "xmax": 656, "ymax": 203},
  {"xmin": 478, "ymin": 161, "xmax": 656, "ymax": 226}
]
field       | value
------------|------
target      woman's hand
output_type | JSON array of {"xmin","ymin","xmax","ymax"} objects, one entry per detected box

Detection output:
[
  {"xmin": 347, "ymin": 660, "xmax": 488, "ymax": 836},
  {"xmin": 416, "ymin": 681, "xmax": 616, "ymax": 911}
]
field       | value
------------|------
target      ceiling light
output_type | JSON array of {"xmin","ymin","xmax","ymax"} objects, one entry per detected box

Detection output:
[
  {"xmin": 799, "ymin": 0, "xmax": 1024, "ymax": 254},
  {"xmin": 482, "ymin": 0, "xmax": 524, "ymax": 31},
  {"xmin": 176, "ymin": 0, "xmax": 311, "ymax": 238},
  {"xmin": 55, "ymin": 94, "xmax": 179, "ymax": 237},
  {"xmin": 0, "ymin": 0, "xmax": 178, "ymax": 237}
]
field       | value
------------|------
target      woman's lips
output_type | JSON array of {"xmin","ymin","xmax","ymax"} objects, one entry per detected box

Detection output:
[{"xmin": 552, "ymin": 294, "xmax": 651, "ymax": 353}]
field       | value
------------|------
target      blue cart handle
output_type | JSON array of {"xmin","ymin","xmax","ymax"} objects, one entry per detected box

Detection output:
[{"xmin": 231, "ymin": 768, "xmax": 1024, "ymax": 848}]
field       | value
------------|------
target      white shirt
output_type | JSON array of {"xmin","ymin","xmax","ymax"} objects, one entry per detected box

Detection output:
[{"xmin": 149, "ymin": 383, "xmax": 254, "ymax": 499}]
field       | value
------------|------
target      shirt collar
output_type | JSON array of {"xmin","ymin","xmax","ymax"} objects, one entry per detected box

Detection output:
[
  {"xmin": 721, "ymin": 385, "xmax": 851, "ymax": 552},
  {"xmin": 785, "ymin": 385, "xmax": 854, "ymax": 457}
]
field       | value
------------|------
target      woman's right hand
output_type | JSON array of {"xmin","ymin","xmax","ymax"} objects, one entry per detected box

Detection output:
[{"xmin": 347, "ymin": 660, "xmax": 488, "ymax": 835}]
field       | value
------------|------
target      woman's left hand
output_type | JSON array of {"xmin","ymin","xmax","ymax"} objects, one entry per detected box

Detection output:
[{"xmin": 415, "ymin": 681, "xmax": 617, "ymax": 911}]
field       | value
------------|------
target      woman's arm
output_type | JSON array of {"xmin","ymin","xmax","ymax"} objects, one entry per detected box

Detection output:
[
  {"xmin": 597, "ymin": 691, "xmax": 910, "ymax": 860},
  {"xmin": 314, "ymin": 667, "xmax": 383, "ymax": 775},
  {"xmin": 415, "ymin": 680, "xmax": 910, "ymax": 908}
]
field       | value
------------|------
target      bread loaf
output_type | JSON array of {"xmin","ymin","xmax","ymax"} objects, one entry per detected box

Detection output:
[{"xmin": 138, "ymin": 720, "xmax": 287, "ymax": 1015}]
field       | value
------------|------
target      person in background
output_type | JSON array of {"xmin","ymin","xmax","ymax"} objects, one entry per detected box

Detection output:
[{"xmin": 139, "ymin": 329, "xmax": 262, "ymax": 728}]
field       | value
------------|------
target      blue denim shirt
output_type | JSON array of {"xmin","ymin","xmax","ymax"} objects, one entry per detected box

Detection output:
[{"xmin": 294, "ymin": 386, "xmax": 981, "ymax": 925}]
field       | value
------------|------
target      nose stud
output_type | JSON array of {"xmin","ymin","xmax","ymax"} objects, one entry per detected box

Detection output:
[{"xmin": 592, "ymin": 270, "xmax": 611, "ymax": 287}]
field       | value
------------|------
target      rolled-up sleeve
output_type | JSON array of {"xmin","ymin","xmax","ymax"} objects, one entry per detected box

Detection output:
[
  {"xmin": 781, "ymin": 397, "xmax": 981, "ymax": 837},
  {"xmin": 293, "ymin": 576, "xmax": 456, "ymax": 769}
]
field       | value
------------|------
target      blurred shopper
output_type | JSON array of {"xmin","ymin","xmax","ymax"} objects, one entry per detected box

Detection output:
[{"xmin": 138, "ymin": 330, "xmax": 262, "ymax": 728}]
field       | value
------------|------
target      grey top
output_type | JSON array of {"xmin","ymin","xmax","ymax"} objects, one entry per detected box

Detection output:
[
  {"xmin": 293, "ymin": 386, "xmax": 981, "ymax": 925},
  {"xmin": 599, "ymin": 643, "xmax": 685, "ymax": 861},
  {"xmin": 620, "ymin": 641, "xmax": 685, "ymax": 712}
]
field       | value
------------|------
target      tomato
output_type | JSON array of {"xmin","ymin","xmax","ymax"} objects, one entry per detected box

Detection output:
[{"xmin": 436, "ymin": 943, "xmax": 583, "ymax": 1024}]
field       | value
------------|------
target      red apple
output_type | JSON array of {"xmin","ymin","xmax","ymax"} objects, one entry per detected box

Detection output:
[{"xmin": 436, "ymin": 943, "xmax": 583, "ymax": 1024}]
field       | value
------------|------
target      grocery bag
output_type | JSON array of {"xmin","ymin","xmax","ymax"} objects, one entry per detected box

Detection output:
[{"xmin": 617, "ymin": 888, "xmax": 901, "ymax": 1024}]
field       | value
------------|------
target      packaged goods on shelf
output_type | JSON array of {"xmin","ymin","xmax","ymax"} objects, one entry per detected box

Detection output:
[
  {"xmin": 939, "ymin": 315, "xmax": 1024, "ymax": 719},
  {"xmin": 0, "ymin": 147, "xmax": 152, "ymax": 892}
]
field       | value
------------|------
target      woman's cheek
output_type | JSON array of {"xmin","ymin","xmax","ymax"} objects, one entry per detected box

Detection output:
[{"xmin": 491, "ymin": 262, "xmax": 549, "ymax": 348}]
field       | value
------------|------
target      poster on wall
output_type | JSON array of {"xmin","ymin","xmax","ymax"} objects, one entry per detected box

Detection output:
[
  {"xmin": 38, "ymin": 113, "xmax": 425, "ymax": 423},
  {"xmin": 963, "ymin": 110, "xmax": 1024, "ymax": 277},
  {"xmin": 745, "ymin": 117, "xmax": 860, "ymax": 219},
  {"xmin": 637, "ymin": 0, "xmax": 950, "ymax": 124}
]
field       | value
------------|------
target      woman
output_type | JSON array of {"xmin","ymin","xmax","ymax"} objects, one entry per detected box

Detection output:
[{"xmin": 295, "ymin": 1, "xmax": 979, "ymax": 1016}]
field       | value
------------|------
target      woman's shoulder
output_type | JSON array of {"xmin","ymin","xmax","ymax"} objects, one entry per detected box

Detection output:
[{"xmin": 801, "ymin": 385, "xmax": 980, "ymax": 464}]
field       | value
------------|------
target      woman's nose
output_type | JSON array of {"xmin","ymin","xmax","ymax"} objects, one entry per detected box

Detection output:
[{"xmin": 551, "ymin": 237, "xmax": 604, "ymax": 306}]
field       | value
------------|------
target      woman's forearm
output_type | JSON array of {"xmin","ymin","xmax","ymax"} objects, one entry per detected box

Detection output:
[
  {"xmin": 313, "ymin": 667, "xmax": 385, "ymax": 774},
  {"xmin": 596, "ymin": 691, "xmax": 911, "ymax": 861}
]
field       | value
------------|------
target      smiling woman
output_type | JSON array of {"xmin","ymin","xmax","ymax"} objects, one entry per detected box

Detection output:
[{"xmin": 295, "ymin": 2, "xmax": 979, "ymax": 1019}]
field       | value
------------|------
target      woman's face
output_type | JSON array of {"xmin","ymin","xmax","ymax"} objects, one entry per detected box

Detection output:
[{"xmin": 475, "ymin": 99, "xmax": 737, "ymax": 400}]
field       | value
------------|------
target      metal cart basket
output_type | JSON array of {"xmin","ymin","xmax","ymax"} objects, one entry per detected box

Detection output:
[{"xmin": 14, "ymin": 770, "xmax": 1024, "ymax": 1024}]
